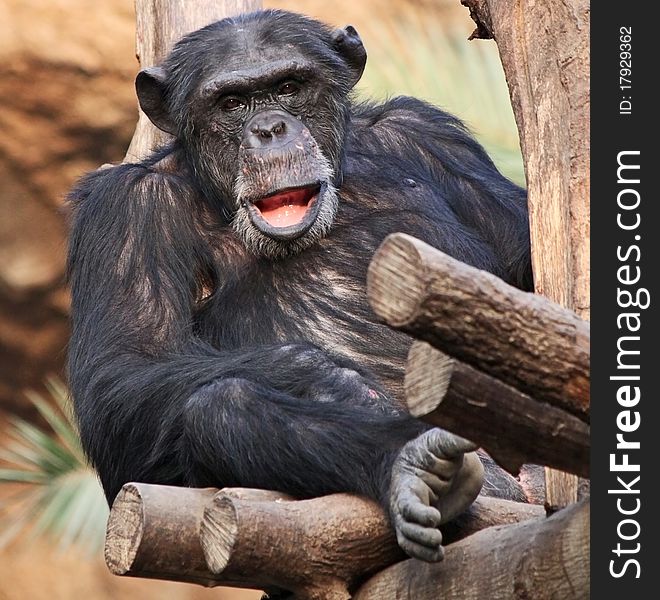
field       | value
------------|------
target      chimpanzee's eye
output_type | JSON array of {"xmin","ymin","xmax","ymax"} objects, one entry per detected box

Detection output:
[
  {"xmin": 219, "ymin": 96, "xmax": 245, "ymax": 112},
  {"xmin": 278, "ymin": 81, "xmax": 300, "ymax": 96}
]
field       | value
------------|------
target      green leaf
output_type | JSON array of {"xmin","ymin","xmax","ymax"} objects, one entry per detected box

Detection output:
[
  {"xmin": 0, "ymin": 378, "xmax": 107, "ymax": 555},
  {"xmin": 26, "ymin": 390, "xmax": 85, "ymax": 463},
  {"xmin": 0, "ymin": 469, "xmax": 48, "ymax": 484},
  {"xmin": 9, "ymin": 419, "xmax": 78, "ymax": 472}
]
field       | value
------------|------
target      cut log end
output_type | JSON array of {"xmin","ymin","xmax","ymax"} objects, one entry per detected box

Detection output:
[
  {"xmin": 369, "ymin": 233, "xmax": 590, "ymax": 424},
  {"xmin": 104, "ymin": 483, "xmax": 144, "ymax": 575},
  {"xmin": 104, "ymin": 484, "xmax": 221, "ymax": 587},
  {"xmin": 405, "ymin": 341, "xmax": 454, "ymax": 417},
  {"xmin": 201, "ymin": 494, "xmax": 239, "ymax": 573},
  {"xmin": 367, "ymin": 234, "xmax": 426, "ymax": 327}
]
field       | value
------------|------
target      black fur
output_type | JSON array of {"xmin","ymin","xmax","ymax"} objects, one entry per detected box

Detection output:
[{"xmin": 67, "ymin": 10, "xmax": 531, "ymax": 509}]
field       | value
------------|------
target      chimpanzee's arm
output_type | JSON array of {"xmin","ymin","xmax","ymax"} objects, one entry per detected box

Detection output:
[
  {"xmin": 67, "ymin": 159, "xmax": 214, "ymax": 499},
  {"xmin": 67, "ymin": 160, "xmax": 482, "ymax": 561}
]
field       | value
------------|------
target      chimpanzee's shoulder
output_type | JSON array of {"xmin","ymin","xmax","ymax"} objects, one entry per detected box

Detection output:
[
  {"xmin": 350, "ymin": 96, "xmax": 469, "ymax": 136},
  {"xmin": 66, "ymin": 144, "xmax": 196, "ymax": 220}
]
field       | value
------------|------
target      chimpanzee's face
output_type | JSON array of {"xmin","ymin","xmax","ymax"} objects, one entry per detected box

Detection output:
[
  {"xmin": 136, "ymin": 11, "xmax": 366, "ymax": 258},
  {"xmin": 190, "ymin": 49, "xmax": 344, "ymax": 258}
]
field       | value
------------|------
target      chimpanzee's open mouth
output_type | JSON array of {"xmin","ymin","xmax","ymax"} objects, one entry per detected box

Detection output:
[
  {"xmin": 247, "ymin": 183, "xmax": 324, "ymax": 240},
  {"xmin": 253, "ymin": 185, "xmax": 319, "ymax": 228}
]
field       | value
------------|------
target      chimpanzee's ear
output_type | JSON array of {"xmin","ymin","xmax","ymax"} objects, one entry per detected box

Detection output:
[
  {"xmin": 332, "ymin": 25, "xmax": 367, "ymax": 89},
  {"xmin": 135, "ymin": 66, "xmax": 177, "ymax": 135}
]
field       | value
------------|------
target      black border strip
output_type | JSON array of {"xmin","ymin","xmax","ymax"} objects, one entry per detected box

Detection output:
[{"xmin": 591, "ymin": 4, "xmax": 656, "ymax": 595}]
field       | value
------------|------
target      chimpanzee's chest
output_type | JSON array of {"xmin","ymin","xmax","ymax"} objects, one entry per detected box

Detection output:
[
  {"xmin": 199, "ymin": 238, "xmax": 368, "ymax": 346},
  {"xmin": 194, "ymin": 227, "xmax": 410, "ymax": 394}
]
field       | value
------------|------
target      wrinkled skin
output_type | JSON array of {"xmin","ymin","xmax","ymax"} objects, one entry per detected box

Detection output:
[{"xmin": 390, "ymin": 431, "xmax": 484, "ymax": 561}]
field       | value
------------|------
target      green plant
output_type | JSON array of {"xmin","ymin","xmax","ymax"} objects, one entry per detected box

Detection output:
[{"xmin": 0, "ymin": 378, "xmax": 108, "ymax": 554}]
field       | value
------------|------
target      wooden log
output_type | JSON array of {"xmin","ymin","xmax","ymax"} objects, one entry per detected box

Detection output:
[
  {"xmin": 125, "ymin": 0, "xmax": 262, "ymax": 162},
  {"xmin": 367, "ymin": 233, "xmax": 590, "ymax": 423},
  {"xmin": 105, "ymin": 484, "xmax": 545, "ymax": 598},
  {"xmin": 353, "ymin": 500, "xmax": 590, "ymax": 600},
  {"xmin": 105, "ymin": 483, "xmax": 219, "ymax": 586},
  {"xmin": 461, "ymin": 0, "xmax": 589, "ymax": 508},
  {"xmin": 442, "ymin": 496, "xmax": 545, "ymax": 543},
  {"xmin": 405, "ymin": 341, "xmax": 590, "ymax": 478},
  {"xmin": 201, "ymin": 490, "xmax": 403, "ymax": 600}
]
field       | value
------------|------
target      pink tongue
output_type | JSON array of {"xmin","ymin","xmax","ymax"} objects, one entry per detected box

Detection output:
[
  {"xmin": 255, "ymin": 189, "xmax": 314, "ymax": 228},
  {"xmin": 260, "ymin": 203, "xmax": 309, "ymax": 227}
]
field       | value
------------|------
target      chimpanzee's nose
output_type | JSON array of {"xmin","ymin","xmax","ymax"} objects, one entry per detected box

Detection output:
[
  {"xmin": 254, "ymin": 118, "xmax": 286, "ymax": 138},
  {"xmin": 242, "ymin": 110, "xmax": 303, "ymax": 149}
]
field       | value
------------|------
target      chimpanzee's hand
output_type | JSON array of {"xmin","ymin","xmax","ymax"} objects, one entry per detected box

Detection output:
[{"xmin": 389, "ymin": 429, "xmax": 484, "ymax": 562}]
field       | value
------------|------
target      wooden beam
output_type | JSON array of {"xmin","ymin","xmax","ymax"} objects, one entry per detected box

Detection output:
[
  {"xmin": 105, "ymin": 484, "xmax": 546, "ymax": 599},
  {"xmin": 405, "ymin": 341, "xmax": 590, "ymax": 478},
  {"xmin": 367, "ymin": 233, "xmax": 590, "ymax": 422},
  {"xmin": 353, "ymin": 500, "xmax": 589, "ymax": 600}
]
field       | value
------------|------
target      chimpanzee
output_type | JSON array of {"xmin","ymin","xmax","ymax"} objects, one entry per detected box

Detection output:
[{"xmin": 67, "ymin": 9, "xmax": 534, "ymax": 562}]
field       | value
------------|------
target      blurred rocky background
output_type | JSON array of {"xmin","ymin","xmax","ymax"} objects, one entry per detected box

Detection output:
[{"xmin": 0, "ymin": 1, "xmax": 522, "ymax": 598}]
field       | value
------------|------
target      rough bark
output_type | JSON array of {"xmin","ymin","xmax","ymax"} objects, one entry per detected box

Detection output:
[
  {"xmin": 353, "ymin": 500, "xmax": 590, "ymax": 600},
  {"xmin": 461, "ymin": 0, "xmax": 589, "ymax": 507},
  {"xmin": 105, "ymin": 484, "xmax": 545, "ymax": 598},
  {"xmin": 405, "ymin": 341, "xmax": 590, "ymax": 478},
  {"xmin": 367, "ymin": 233, "xmax": 590, "ymax": 422},
  {"xmin": 461, "ymin": 0, "xmax": 590, "ymax": 319},
  {"xmin": 125, "ymin": 0, "xmax": 262, "ymax": 161}
]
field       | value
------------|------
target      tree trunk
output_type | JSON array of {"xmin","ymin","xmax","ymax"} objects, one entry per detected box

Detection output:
[
  {"xmin": 125, "ymin": 0, "xmax": 262, "ymax": 161},
  {"xmin": 461, "ymin": 0, "xmax": 590, "ymax": 507}
]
